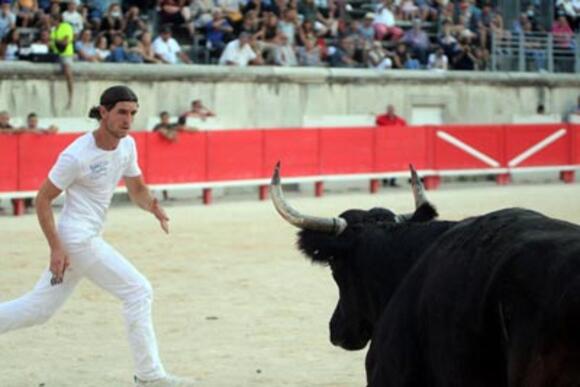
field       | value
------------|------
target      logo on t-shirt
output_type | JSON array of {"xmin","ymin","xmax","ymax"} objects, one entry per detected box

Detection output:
[{"xmin": 89, "ymin": 160, "xmax": 109, "ymax": 179}]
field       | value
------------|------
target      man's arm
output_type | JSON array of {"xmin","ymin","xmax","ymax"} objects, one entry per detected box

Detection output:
[
  {"xmin": 125, "ymin": 175, "xmax": 169, "ymax": 233},
  {"xmin": 36, "ymin": 179, "xmax": 69, "ymax": 284}
]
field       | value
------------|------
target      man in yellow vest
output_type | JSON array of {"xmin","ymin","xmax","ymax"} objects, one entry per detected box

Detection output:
[{"xmin": 50, "ymin": 12, "xmax": 74, "ymax": 109}]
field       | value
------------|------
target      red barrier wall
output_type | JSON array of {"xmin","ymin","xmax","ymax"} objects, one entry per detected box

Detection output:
[{"xmin": 1, "ymin": 124, "xmax": 578, "ymax": 195}]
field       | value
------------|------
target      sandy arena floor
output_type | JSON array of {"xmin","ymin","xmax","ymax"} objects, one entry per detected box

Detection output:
[{"xmin": 1, "ymin": 181, "xmax": 580, "ymax": 387}]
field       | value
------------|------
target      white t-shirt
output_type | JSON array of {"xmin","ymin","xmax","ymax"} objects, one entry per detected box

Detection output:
[
  {"xmin": 218, "ymin": 40, "xmax": 257, "ymax": 66},
  {"xmin": 62, "ymin": 11, "xmax": 84, "ymax": 35},
  {"xmin": 152, "ymin": 36, "xmax": 182, "ymax": 64},
  {"xmin": 49, "ymin": 132, "xmax": 141, "ymax": 244}
]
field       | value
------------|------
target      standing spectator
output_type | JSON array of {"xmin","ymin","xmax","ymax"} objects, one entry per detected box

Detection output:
[
  {"xmin": 181, "ymin": 99, "xmax": 215, "ymax": 120},
  {"xmin": 427, "ymin": 45, "xmax": 448, "ymax": 70},
  {"xmin": 297, "ymin": 37, "xmax": 322, "ymax": 66},
  {"xmin": 75, "ymin": 28, "xmax": 99, "ymax": 62},
  {"xmin": 100, "ymin": 3, "xmax": 125, "ymax": 41},
  {"xmin": 62, "ymin": 1, "xmax": 84, "ymax": 37},
  {"xmin": 19, "ymin": 112, "xmax": 58, "ymax": 134},
  {"xmin": 124, "ymin": 5, "xmax": 146, "ymax": 39},
  {"xmin": 95, "ymin": 34, "xmax": 110, "ymax": 61},
  {"xmin": 552, "ymin": 14, "xmax": 574, "ymax": 50},
  {"xmin": 153, "ymin": 111, "xmax": 179, "ymax": 141},
  {"xmin": 218, "ymin": 31, "xmax": 259, "ymax": 66},
  {"xmin": 50, "ymin": 13, "xmax": 74, "ymax": 108},
  {"xmin": 0, "ymin": 0, "xmax": 16, "ymax": 41},
  {"xmin": 205, "ymin": 9, "xmax": 233, "ymax": 58},
  {"xmin": 0, "ymin": 110, "xmax": 14, "ymax": 131},
  {"xmin": 1, "ymin": 28, "xmax": 20, "ymax": 61},
  {"xmin": 402, "ymin": 18, "xmax": 430, "ymax": 64},
  {"xmin": 273, "ymin": 32, "xmax": 297, "ymax": 66},
  {"xmin": 557, "ymin": 0, "xmax": 578, "ymax": 30},
  {"xmin": 152, "ymin": 25, "xmax": 192, "ymax": 64},
  {"xmin": 373, "ymin": 0, "xmax": 403, "ymax": 41}
]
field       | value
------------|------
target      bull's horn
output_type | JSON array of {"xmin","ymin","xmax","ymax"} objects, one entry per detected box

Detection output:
[
  {"xmin": 270, "ymin": 162, "xmax": 348, "ymax": 235},
  {"xmin": 409, "ymin": 164, "xmax": 428, "ymax": 209}
]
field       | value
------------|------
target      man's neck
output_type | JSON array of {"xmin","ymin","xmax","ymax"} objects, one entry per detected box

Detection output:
[{"xmin": 93, "ymin": 127, "xmax": 120, "ymax": 151}]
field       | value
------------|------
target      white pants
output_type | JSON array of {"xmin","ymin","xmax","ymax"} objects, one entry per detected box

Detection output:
[{"xmin": 0, "ymin": 237, "xmax": 166, "ymax": 381}]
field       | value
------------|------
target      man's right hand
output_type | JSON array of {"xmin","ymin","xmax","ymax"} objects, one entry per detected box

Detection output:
[{"xmin": 50, "ymin": 248, "xmax": 70, "ymax": 285}]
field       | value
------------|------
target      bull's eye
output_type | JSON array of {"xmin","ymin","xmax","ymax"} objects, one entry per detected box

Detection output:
[{"xmin": 313, "ymin": 249, "xmax": 320, "ymax": 255}]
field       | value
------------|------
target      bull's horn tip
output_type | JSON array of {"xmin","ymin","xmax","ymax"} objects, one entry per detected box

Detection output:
[{"xmin": 271, "ymin": 162, "xmax": 281, "ymax": 185}]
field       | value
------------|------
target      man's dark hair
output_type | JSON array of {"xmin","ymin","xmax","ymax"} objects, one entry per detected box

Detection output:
[
  {"xmin": 27, "ymin": 112, "xmax": 37, "ymax": 120},
  {"xmin": 89, "ymin": 85, "xmax": 139, "ymax": 120},
  {"xmin": 160, "ymin": 111, "xmax": 169, "ymax": 117}
]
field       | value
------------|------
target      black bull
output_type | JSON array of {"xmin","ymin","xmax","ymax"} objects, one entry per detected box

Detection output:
[{"xmin": 271, "ymin": 163, "xmax": 580, "ymax": 387}]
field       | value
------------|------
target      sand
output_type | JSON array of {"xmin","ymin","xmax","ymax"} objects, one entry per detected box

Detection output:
[{"xmin": 1, "ymin": 181, "xmax": 580, "ymax": 387}]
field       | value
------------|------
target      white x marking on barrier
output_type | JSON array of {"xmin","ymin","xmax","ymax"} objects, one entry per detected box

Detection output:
[
  {"xmin": 436, "ymin": 131, "xmax": 501, "ymax": 168},
  {"xmin": 507, "ymin": 128, "xmax": 567, "ymax": 167}
]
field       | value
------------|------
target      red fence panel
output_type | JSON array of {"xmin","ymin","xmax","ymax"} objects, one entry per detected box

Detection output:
[
  {"xmin": 504, "ymin": 124, "xmax": 572, "ymax": 168},
  {"xmin": 319, "ymin": 127, "xmax": 374, "ymax": 175},
  {"xmin": 571, "ymin": 124, "xmax": 580, "ymax": 165},
  {"xmin": 0, "ymin": 134, "xmax": 19, "ymax": 191},
  {"xmin": 433, "ymin": 124, "xmax": 504, "ymax": 170},
  {"xmin": 18, "ymin": 133, "xmax": 79, "ymax": 191},
  {"xmin": 206, "ymin": 130, "xmax": 264, "ymax": 181},
  {"xmin": 144, "ymin": 131, "xmax": 206, "ymax": 184},
  {"xmin": 131, "ymin": 132, "xmax": 148, "ymax": 179},
  {"xmin": 374, "ymin": 126, "xmax": 431, "ymax": 172},
  {"xmin": 263, "ymin": 129, "xmax": 319, "ymax": 177}
]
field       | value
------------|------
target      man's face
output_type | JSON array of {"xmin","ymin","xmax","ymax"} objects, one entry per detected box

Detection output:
[
  {"xmin": 101, "ymin": 101, "xmax": 138, "ymax": 139},
  {"xmin": 0, "ymin": 113, "xmax": 9, "ymax": 125},
  {"xmin": 160, "ymin": 113, "xmax": 169, "ymax": 124},
  {"xmin": 161, "ymin": 31, "xmax": 171, "ymax": 41},
  {"xmin": 28, "ymin": 116, "xmax": 38, "ymax": 129},
  {"xmin": 387, "ymin": 105, "xmax": 394, "ymax": 115},
  {"xmin": 1, "ymin": 4, "xmax": 9, "ymax": 13}
]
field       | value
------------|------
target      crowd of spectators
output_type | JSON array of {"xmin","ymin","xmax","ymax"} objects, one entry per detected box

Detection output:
[{"xmin": 0, "ymin": 0, "xmax": 577, "ymax": 71}]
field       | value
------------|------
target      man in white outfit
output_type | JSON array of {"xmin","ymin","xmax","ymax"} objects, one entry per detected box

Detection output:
[{"xmin": 0, "ymin": 86, "xmax": 195, "ymax": 387}]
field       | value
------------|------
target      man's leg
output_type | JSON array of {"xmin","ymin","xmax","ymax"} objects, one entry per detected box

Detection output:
[
  {"xmin": 83, "ymin": 238, "xmax": 166, "ymax": 382},
  {"xmin": 0, "ymin": 266, "xmax": 83, "ymax": 334}
]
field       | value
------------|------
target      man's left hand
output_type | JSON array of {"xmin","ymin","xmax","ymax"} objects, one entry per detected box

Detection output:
[{"xmin": 150, "ymin": 198, "xmax": 169, "ymax": 234}]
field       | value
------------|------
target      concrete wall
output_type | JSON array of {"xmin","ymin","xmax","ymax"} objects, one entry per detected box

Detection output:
[{"xmin": 1, "ymin": 62, "xmax": 579, "ymax": 130}]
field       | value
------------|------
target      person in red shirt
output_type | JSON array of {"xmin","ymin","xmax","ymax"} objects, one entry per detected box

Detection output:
[
  {"xmin": 376, "ymin": 104, "xmax": 406, "ymax": 187},
  {"xmin": 375, "ymin": 104, "xmax": 407, "ymax": 126}
]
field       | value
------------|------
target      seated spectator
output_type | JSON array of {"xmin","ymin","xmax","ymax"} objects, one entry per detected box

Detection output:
[
  {"xmin": 392, "ymin": 42, "xmax": 408, "ymax": 68},
  {"xmin": 100, "ymin": 3, "xmax": 125, "ymax": 41},
  {"xmin": 255, "ymin": 12, "xmax": 279, "ymax": 62},
  {"xmin": 205, "ymin": 9, "xmax": 234, "ymax": 57},
  {"xmin": 273, "ymin": 32, "xmax": 297, "ymax": 66},
  {"xmin": 108, "ymin": 33, "xmax": 132, "ymax": 62},
  {"xmin": 427, "ymin": 45, "xmax": 448, "ymax": 70},
  {"xmin": 373, "ymin": 0, "xmax": 403, "ymax": 41},
  {"xmin": 439, "ymin": 20, "xmax": 458, "ymax": 59},
  {"xmin": 62, "ymin": 1, "xmax": 84, "ymax": 37},
  {"xmin": 356, "ymin": 13, "xmax": 376, "ymax": 50},
  {"xmin": 158, "ymin": 0, "xmax": 194, "ymax": 37},
  {"xmin": 298, "ymin": 0, "xmax": 321, "ymax": 24},
  {"xmin": 181, "ymin": 99, "xmax": 216, "ymax": 120},
  {"xmin": 278, "ymin": 8, "xmax": 299, "ymax": 45},
  {"xmin": 402, "ymin": 18, "xmax": 430, "ymax": 64},
  {"xmin": 19, "ymin": 112, "xmax": 58, "ymax": 133},
  {"xmin": 14, "ymin": 0, "xmax": 40, "ymax": 28},
  {"xmin": 452, "ymin": 36, "xmax": 477, "ymax": 70},
  {"xmin": 328, "ymin": 36, "xmax": 359, "ymax": 67},
  {"xmin": 152, "ymin": 25, "xmax": 192, "ymax": 64},
  {"xmin": 218, "ymin": 31, "xmax": 260, "ymax": 66},
  {"xmin": 1, "ymin": 28, "xmax": 20, "ymax": 61},
  {"xmin": 26, "ymin": 27, "xmax": 55, "ymax": 62},
  {"xmin": 76, "ymin": 28, "xmax": 99, "ymax": 62},
  {"xmin": 297, "ymin": 37, "xmax": 322, "ymax": 66},
  {"xmin": 136, "ymin": 31, "xmax": 160, "ymax": 63},
  {"xmin": 239, "ymin": 10, "xmax": 260, "ymax": 36},
  {"xmin": 400, "ymin": 0, "xmax": 419, "ymax": 20},
  {"xmin": 367, "ymin": 41, "xmax": 392, "ymax": 69},
  {"xmin": 216, "ymin": 0, "xmax": 245, "ymax": 27},
  {"xmin": 95, "ymin": 34, "xmax": 110, "ymax": 61},
  {"xmin": 124, "ymin": 5, "xmax": 147, "ymax": 39},
  {"xmin": 191, "ymin": 0, "xmax": 216, "ymax": 28},
  {"xmin": 0, "ymin": 110, "xmax": 15, "ymax": 132},
  {"xmin": 0, "ymin": 0, "xmax": 16, "ymax": 41}
]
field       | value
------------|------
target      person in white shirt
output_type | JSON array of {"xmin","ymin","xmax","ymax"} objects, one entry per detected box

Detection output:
[
  {"xmin": 62, "ymin": 1, "xmax": 84, "ymax": 36},
  {"xmin": 152, "ymin": 25, "xmax": 192, "ymax": 64},
  {"xmin": 218, "ymin": 31, "xmax": 259, "ymax": 66},
  {"xmin": 427, "ymin": 45, "xmax": 448, "ymax": 70},
  {"xmin": 0, "ymin": 86, "xmax": 195, "ymax": 387}
]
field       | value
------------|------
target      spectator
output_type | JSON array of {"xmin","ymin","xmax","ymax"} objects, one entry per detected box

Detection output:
[
  {"xmin": 50, "ymin": 13, "xmax": 74, "ymax": 108},
  {"xmin": 556, "ymin": 0, "xmax": 578, "ymax": 30},
  {"xmin": 108, "ymin": 33, "xmax": 131, "ymax": 62},
  {"xmin": 153, "ymin": 111, "xmax": 179, "ymax": 141},
  {"xmin": 19, "ymin": 112, "xmax": 58, "ymax": 134},
  {"xmin": 376, "ymin": 104, "xmax": 407, "ymax": 126},
  {"xmin": 216, "ymin": 0, "xmax": 245, "ymax": 27},
  {"xmin": 27, "ymin": 27, "xmax": 54, "ymax": 62},
  {"xmin": 552, "ymin": 14, "xmax": 574, "ymax": 50},
  {"xmin": 14, "ymin": 0, "xmax": 40, "ymax": 28},
  {"xmin": 452, "ymin": 36, "xmax": 477, "ymax": 70},
  {"xmin": 373, "ymin": 0, "xmax": 403, "ymax": 42},
  {"xmin": 427, "ymin": 45, "xmax": 448, "ymax": 70},
  {"xmin": 273, "ymin": 32, "xmax": 297, "ymax": 66},
  {"xmin": 439, "ymin": 20, "xmax": 458, "ymax": 59},
  {"xmin": 205, "ymin": 9, "xmax": 233, "ymax": 58},
  {"xmin": 392, "ymin": 42, "xmax": 408, "ymax": 68},
  {"xmin": 278, "ymin": 8, "xmax": 299, "ymax": 45},
  {"xmin": 328, "ymin": 36, "xmax": 359, "ymax": 67},
  {"xmin": 402, "ymin": 18, "xmax": 430, "ymax": 64},
  {"xmin": 136, "ymin": 31, "xmax": 160, "ymax": 63},
  {"xmin": 0, "ymin": 110, "xmax": 14, "ymax": 132},
  {"xmin": 400, "ymin": 0, "xmax": 420, "ymax": 20},
  {"xmin": 75, "ymin": 28, "xmax": 99, "ymax": 62},
  {"xmin": 158, "ymin": 0, "xmax": 194, "ymax": 37},
  {"xmin": 181, "ymin": 99, "xmax": 215, "ymax": 120},
  {"xmin": 100, "ymin": 3, "xmax": 125, "ymax": 41},
  {"xmin": 1, "ymin": 28, "xmax": 20, "ymax": 61},
  {"xmin": 95, "ymin": 34, "xmax": 110, "ymax": 61},
  {"xmin": 367, "ymin": 40, "xmax": 392, "ymax": 69},
  {"xmin": 298, "ymin": 0, "xmax": 321, "ymax": 24},
  {"xmin": 62, "ymin": 1, "xmax": 84, "ymax": 37},
  {"xmin": 297, "ymin": 37, "xmax": 322, "ymax": 66},
  {"xmin": 218, "ymin": 31, "xmax": 259, "ymax": 66},
  {"xmin": 0, "ymin": 0, "xmax": 16, "ymax": 41},
  {"xmin": 124, "ymin": 5, "xmax": 147, "ymax": 39},
  {"xmin": 152, "ymin": 25, "xmax": 192, "ymax": 64},
  {"xmin": 191, "ymin": 0, "xmax": 216, "ymax": 28},
  {"xmin": 356, "ymin": 12, "xmax": 376, "ymax": 50}
]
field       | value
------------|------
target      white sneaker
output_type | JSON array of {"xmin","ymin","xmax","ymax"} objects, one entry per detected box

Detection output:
[{"xmin": 134, "ymin": 374, "xmax": 196, "ymax": 386}]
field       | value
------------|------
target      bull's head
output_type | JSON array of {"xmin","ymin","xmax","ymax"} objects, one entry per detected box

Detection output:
[{"xmin": 270, "ymin": 163, "xmax": 438, "ymax": 351}]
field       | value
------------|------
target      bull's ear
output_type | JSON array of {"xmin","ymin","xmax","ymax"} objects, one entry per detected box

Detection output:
[{"xmin": 408, "ymin": 202, "xmax": 438, "ymax": 222}]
